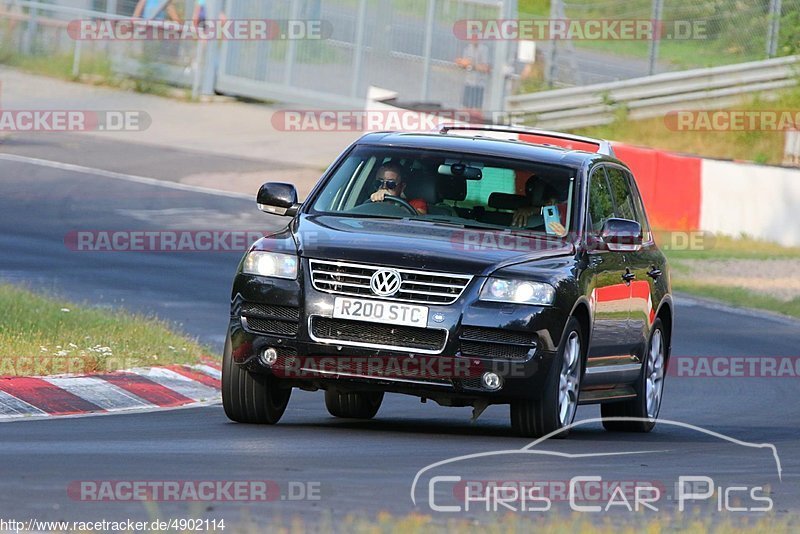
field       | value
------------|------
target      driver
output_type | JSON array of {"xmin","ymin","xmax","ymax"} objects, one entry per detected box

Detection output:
[{"xmin": 369, "ymin": 163, "xmax": 428, "ymax": 215}]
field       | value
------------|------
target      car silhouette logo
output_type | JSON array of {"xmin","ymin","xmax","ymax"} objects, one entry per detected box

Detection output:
[{"xmin": 370, "ymin": 269, "xmax": 402, "ymax": 297}]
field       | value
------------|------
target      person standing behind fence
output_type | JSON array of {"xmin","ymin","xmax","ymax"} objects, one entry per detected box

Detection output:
[
  {"xmin": 456, "ymin": 36, "xmax": 490, "ymax": 110},
  {"xmin": 133, "ymin": 0, "xmax": 181, "ymax": 22}
]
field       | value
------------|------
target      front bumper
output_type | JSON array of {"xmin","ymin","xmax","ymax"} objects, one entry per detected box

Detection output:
[{"xmin": 228, "ymin": 270, "xmax": 568, "ymax": 402}]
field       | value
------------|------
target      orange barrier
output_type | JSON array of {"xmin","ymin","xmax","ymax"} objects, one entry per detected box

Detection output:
[{"xmin": 613, "ymin": 144, "xmax": 702, "ymax": 231}]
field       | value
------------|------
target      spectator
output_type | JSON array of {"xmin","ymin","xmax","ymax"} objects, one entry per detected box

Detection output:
[
  {"xmin": 134, "ymin": 0, "xmax": 180, "ymax": 22},
  {"xmin": 456, "ymin": 36, "xmax": 491, "ymax": 110}
]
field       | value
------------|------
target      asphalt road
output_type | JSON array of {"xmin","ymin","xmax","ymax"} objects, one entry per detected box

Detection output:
[{"xmin": 0, "ymin": 140, "xmax": 798, "ymax": 527}]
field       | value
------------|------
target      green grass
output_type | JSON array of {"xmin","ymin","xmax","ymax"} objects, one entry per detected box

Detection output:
[
  {"xmin": 0, "ymin": 51, "xmax": 113, "ymax": 80},
  {"xmin": 672, "ymin": 281, "xmax": 800, "ymax": 319},
  {"xmin": 661, "ymin": 234, "xmax": 800, "ymax": 261},
  {"xmin": 573, "ymin": 86, "xmax": 800, "ymax": 165},
  {"xmin": 569, "ymin": 32, "xmax": 765, "ymax": 71},
  {"xmin": 519, "ymin": 0, "xmax": 551, "ymax": 17},
  {"xmin": 0, "ymin": 284, "xmax": 210, "ymax": 377},
  {"xmin": 661, "ymin": 235, "xmax": 800, "ymax": 319},
  {"xmin": 0, "ymin": 49, "xmax": 188, "ymax": 98}
]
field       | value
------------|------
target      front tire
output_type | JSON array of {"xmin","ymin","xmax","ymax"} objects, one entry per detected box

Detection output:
[
  {"xmin": 222, "ymin": 333, "xmax": 291, "ymax": 424},
  {"xmin": 325, "ymin": 390, "xmax": 384, "ymax": 419},
  {"xmin": 511, "ymin": 317, "xmax": 584, "ymax": 438},
  {"xmin": 601, "ymin": 318, "xmax": 667, "ymax": 432}
]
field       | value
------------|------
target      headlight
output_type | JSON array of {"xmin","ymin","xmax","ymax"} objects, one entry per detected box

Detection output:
[
  {"xmin": 480, "ymin": 278, "xmax": 555, "ymax": 305},
  {"xmin": 242, "ymin": 251, "xmax": 298, "ymax": 279}
]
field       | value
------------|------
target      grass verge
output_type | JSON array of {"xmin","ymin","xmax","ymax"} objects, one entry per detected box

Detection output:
[
  {"xmin": 662, "ymin": 235, "xmax": 800, "ymax": 319},
  {"xmin": 662, "ymin": 234, "xmax": 800, "ymax": 261},
  {"xmin": 0, "ymin": 284, "xmax": 210, "ymax": 377},
  {"xmin": 672, "ymin": 281, "xmax": 800, "ymax": 319},
  {"xmin": 573, "ymin": 86, "xmax": 800, "ymax": 165},
  {"xmin": 0, "ymin": 51, "xmax": 189, "ymax": 99}
]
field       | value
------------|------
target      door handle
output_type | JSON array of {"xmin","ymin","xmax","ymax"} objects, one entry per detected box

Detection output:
[
  {"xmin": 647, "ymin": 268, "xmax": 663, "ymax": 280},
  {"xmin": 622, "ymin": 271, "xmax": 636, "ymax": 282}
]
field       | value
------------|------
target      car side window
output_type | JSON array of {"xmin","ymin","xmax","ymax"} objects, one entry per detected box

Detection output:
[
  {"xmin": 587, "ymin": 166, "xmax": 615, "ymax": 234},
  {"xmin": 626, "ymin": 170, "xmax": 653, "ymax": 243},
  {"xmin": 605, "ymin": 167, "xmax": 637, "ymax": 222}
]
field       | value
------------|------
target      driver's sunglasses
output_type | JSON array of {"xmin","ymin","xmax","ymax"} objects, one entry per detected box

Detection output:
[{"xmin": 375, "ymin": 179, "xmax": 399, "ymax": 190}]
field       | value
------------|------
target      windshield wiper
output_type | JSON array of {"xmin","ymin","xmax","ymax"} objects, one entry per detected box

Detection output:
[{"xmin": 402, "ymin": 217, "xmax": 467, "ymax": 229}]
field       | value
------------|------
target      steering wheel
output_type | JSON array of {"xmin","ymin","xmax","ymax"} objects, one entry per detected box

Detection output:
[{"xmin": 380, "ymin": 195, "xmax": 417, "ymax": 215}]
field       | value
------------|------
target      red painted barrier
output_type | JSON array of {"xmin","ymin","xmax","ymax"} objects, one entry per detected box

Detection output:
[{"xmin": 613, "ymin": 144, "xmax": 702, "ymax": 231}]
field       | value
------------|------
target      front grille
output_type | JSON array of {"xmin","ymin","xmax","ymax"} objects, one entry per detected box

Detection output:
[
  {"xmin": 459, "ymin": 327, "xmax": 537, "ymax": 360},
  {"xmin": 244, "ymin": 317, "xmax": 299, "ymax": 336},
  {"xmin": 459, "ymin": 376, "xmax": 485, "ymax": 390},
  {"xmin": 309, "ymin": 259, "xmax": 471, "ymax": 305},
  {"xmin": 460, "ymin": 340, "xmax": 533, "ymax": 360},
  {"xmin": 461, "ymin": 327, "xmax": 536, "ymax": 345},
  {"xmin": 310, "ymin": 317, "xmax": 447, "ymax": 352},
  {"xmin": 241, "ymin": 303, "xmax": 300, "ymax": 321},
  {"xmin": 241, "ymin": 302, "xmax": 300, "ymax": 337},
  {"xmin": 271, "ymin": 347, "xmax": 299, "ymax": 371}
]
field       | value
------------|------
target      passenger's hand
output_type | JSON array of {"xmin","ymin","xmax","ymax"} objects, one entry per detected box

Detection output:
[
  {"xmin": 370, "ymin": 190, "xmax": 388, "ymax": 203},
  {"xmin": 548, "ymin": 221, "xmax": 567, "ymax": 237},
  {"xmin": 511, "ymin": 206, "xmax": 535, "ymax": 227}
]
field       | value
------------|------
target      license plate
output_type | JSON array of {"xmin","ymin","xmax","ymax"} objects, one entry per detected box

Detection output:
[{"xmin": 332, "ymin": 297, "xmax": 429, "ymax": 328}]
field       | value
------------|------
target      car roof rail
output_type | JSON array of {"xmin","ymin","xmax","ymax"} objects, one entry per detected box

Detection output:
[{"xmin": 436, "ymin": 123, "xmax": 615, "ymax": 157}]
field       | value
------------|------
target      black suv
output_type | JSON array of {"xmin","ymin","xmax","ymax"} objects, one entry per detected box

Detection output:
[{"xmin": 222, "ymin": 125, "xmax": 673, "ymax": 438}]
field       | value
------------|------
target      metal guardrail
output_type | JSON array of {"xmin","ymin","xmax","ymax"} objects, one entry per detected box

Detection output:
[{"xmin": 506, "ymin": 56, "xmax": 800, "ymax": 130}]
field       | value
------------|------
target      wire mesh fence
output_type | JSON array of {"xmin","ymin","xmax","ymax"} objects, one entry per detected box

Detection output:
[
  {"xmin": 216, "ymin": 0, "xmax": 508, "ymax": 110},
  {"xmin": 545, "ymin": 0, "xmax": 800, "ymax": 85},
  {"xmin": 1, "ymin": 0, "xmax": 798, "ymax": 107}
]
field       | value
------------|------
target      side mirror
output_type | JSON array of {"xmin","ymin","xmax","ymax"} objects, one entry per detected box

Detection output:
[
  {"xmin": 257, "ymin": 182, "xmax": 300, "ymax": 217},
  {"xmin": 600, "ymin": 218, "xmax": 642, "ymax": 251}
]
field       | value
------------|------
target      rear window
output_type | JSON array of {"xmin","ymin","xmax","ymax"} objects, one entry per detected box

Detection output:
[{"xmin": 462, "ymin": 168, "xmax": 516, "ymax": 209}]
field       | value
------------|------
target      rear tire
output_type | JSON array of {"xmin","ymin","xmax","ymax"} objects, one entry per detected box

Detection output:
[
  {"xmin": 222, "ymin": 333, "xmax": 291, "ymax": 424},
  {"xmin": 325, "ymin": 390, "xmax": 384, "ymax": 420},
  {"xmin": 601, "ymin": 318, "xmax": 667, "ymax": 433},
  {"xmin": 511, "ymin": 317, "xmax": 584, "ymax": 438}
]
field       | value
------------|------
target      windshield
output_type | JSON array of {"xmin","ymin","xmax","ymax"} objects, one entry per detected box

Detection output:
[{"xmin": 311, "ymin": 146, "xmax": 577, "ymax": 237}]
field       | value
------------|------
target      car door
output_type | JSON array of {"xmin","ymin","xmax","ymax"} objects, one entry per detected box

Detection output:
[
  {"xmin": 606, "ymin": 164, "xmax": 648, "ymax": 354},
  {"xmin": 584, "ymin": 165, "xmax": 632, "ymax": 360},
  {"xmin": 617, "ymin": 167, "xmax": 662, "ymax": 355}
]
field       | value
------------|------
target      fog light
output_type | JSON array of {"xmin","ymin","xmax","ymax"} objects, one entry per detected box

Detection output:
[
  {"xmin": 482, "ymin": 372, "xmax": 503, "ymax": 391},
  {"xmin": 259, "ymin": 347, "xmax": 279, "ymax": 367}
]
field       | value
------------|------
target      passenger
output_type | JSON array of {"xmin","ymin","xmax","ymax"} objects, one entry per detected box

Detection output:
[
  {"xmin": 134, "ymin": 0, "xmax": 180, "ymax": 22},
  {"xmin": 511, "ymin": 177, "xmax": 568, "ymax": 237},
  {"xmin": 369, "ymin": 163, "xmax": 428, "ymax": 215}
]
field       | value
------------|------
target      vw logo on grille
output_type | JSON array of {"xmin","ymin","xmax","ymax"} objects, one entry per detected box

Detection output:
[{"xmin": 370, "ymin": 269, "xmax": 402, "ymax": 297}]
